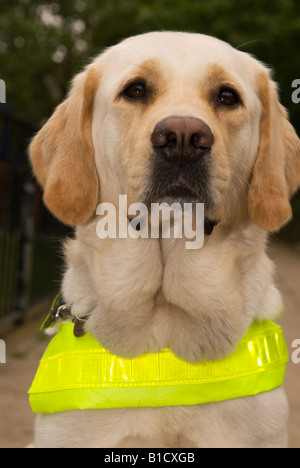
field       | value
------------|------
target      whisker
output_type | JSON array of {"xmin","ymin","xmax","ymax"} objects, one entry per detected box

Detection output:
[{"xmin": 236, "ymin": 39, "xmax": 262, "ymax": 50}]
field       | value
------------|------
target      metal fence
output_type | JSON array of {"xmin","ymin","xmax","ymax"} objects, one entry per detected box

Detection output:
[{"xmin": 0, "ymin": 105, "xmax": 68, "ymax": 326}]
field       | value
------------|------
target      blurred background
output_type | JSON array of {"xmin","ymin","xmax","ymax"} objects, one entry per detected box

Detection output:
[
  {"xmin": 0, "ymin": 0, "xmax": 299, "ymax": 448},
  {"xmin": 1, "ymin": 0, "xmax": 300, "ymax": 327}
]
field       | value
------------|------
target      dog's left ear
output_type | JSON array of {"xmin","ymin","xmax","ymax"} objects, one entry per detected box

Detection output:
[
  {"xmin": 29, "ymin": 66, "xmax": 100, "ymax": 226},
  {"xmin": 248, "ymin": 68, "xmax": 300, "ymax": 232}
]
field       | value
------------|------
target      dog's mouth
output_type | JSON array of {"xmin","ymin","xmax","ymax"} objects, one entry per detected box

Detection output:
[
  {"xmin": 163, "ymin": 183, "xmax": 199, "ymax": 200},
  {"xmin": 139, "ymin": 156, "xmax": 219, "ymax": 235},
  {"xmin": 147, "ymin": 178, "xmax": 202, "ymax": 205},
  {"xmin": 131, "ymin": 179, "xmax": 219, "ymax": 236}
]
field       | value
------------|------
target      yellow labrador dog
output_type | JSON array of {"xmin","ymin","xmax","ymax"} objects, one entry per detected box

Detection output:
[{"xmin": 29, "ymin": 32, "xmax": 300, "ymax": 448}]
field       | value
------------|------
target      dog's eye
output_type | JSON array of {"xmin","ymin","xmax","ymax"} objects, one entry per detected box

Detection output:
[
  {"xmin": 217, "ymin": 88, "xmax": 241, "ymax": 108},
  {"xmin": 123, "ymin": 81, "xmax": 147, "ymax": 100}
]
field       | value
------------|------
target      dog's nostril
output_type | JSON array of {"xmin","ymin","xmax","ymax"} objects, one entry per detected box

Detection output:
[
  {"xmin": 154, "ymin": 132, "xmax": 168, "ymax": 147},
  {"xmin": 191, "ymin": 130, "xmax": 214, "ymax": 150},
  {"xmin": 167, "ymin": 132, "xmax": 177, "ymax": 146},
  {"xmin": 190, "ymin": 134, "xmax": 210, "ymax": 151},
  {"xmin": 152, "ymin": 131, "xmax": 177, "ymax": 148},
  {"xmin": 190, "ymin": 134, "xmax": 201, "ymax": 148}
]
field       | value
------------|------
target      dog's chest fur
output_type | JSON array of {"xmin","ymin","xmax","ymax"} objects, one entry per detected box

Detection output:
[{"xmin": 62, "ymin": 221, "xmax": 281, "ymax": 363}]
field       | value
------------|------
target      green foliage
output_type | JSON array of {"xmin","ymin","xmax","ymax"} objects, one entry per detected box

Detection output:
[
  {"xmin": 1, "ymin": 0, "xmax": 300, "ymax": 126},
  {"xmin": 1, "ymin": 0, "xmax": 299, "ymax": 240}
]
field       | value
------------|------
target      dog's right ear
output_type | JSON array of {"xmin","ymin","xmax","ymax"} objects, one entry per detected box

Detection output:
[{"xmin": 29, "ymin": 66, "xmax": 100, "ymax": 226}]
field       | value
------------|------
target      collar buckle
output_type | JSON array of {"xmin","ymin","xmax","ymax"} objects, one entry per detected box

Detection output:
[
  {"xmin": 41, "ymin": 294, "xmax": 88, "ymax": 338},
  {"xmin": 41, "ymin": 294, "xmax": 72, "ymax": 331}
]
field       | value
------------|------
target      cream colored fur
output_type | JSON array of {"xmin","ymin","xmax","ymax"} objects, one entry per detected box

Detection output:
[{"xmin": 29, "ymin": 32, "xmax": 300, "ymax": 448}]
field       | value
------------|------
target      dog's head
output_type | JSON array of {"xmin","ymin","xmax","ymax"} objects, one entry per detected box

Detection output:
[{"xmin": 29, "ymin": 32, "xmax": 300, "ymax": 232}]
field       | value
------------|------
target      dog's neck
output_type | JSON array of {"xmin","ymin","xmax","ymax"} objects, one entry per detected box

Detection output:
[{"xmin": 61, "ymin": 220, "xmax": 282, "ymax": 363}]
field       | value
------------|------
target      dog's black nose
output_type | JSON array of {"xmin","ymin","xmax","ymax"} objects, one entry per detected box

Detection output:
[{"xmin": 151, "ymin": 116, "xmax": 214, "ymax": 165}]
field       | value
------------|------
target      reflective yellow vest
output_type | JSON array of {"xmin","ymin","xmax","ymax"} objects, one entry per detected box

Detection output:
[{"xmin": 29, "ymin": 320, "xmax": 288, "ymax": 414}]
